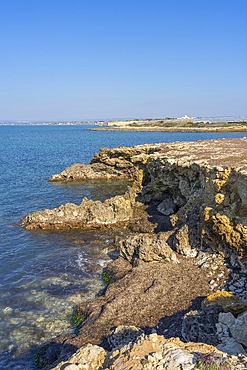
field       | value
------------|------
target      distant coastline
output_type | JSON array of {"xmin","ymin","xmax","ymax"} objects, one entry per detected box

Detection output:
[
  {"xmin": 90, "ymin": 119, "xmax": 247, "ymax": 133},
  {"xmin": 90, "ymin": 126, "xmax": 247, "ymax": 133},
  {"xmin": 1, "ymin": 116, "xmax": 247, "ymax": 128}
]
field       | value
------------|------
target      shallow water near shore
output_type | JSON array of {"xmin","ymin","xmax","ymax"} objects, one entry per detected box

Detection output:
[{"xmin": 0, "ymin": 125, "xmax": 246, "ymax": 369}]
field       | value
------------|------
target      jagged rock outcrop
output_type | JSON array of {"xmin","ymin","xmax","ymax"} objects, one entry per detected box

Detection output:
[
  {"xmin": 216, "ymin": 311, "xmax": 247, "ymax": 355},
  {"xmin": 49, "ymin": 144, "xmax": 163, "ymax": 182},
  {"xmin": 182, "ymin": 290, "xmax": 247, "ymax": 356},
  {"xmin": 22, "ymin": 188, "xmax": 151, "ymax": 231},
  {"xmin": 50, "ymin": 330, "xmax": 247, "ymax": 370},
  {"xmin": 139, "ymin": 140, "xmax": 247, "ymax": 262},
  {"xmin": 49, "ymin": 162, "xmax": 132, "ymax": 182},
  {"xmin": 201, "ymin": 290, "xmax": 247, "ymax": 314},
  {"xmin": 23, "ymin": 138, "xmax": 247, "ymax": 265},
  {"xmin": 182, "ymin": 305, "xmax": 223, "ymax": 346}
]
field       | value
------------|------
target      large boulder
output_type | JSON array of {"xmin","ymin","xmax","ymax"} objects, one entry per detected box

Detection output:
[
  {"xmin": 201, "ymin": 290, "xmax": 247, "ymax": 315},
  {"xmin": 217, "ymin": 310, "xmax": 247, "ymax": 355},
  {"xmin": 117, "ymin": 232, "xmax": 179, "ymax": 265}
]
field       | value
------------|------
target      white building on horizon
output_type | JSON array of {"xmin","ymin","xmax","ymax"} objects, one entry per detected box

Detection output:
[{"xmin": 177, "ymin": 114, "xmax": 193, "ymax": 120}]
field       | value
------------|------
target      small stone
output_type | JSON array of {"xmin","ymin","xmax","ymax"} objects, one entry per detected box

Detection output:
[
  {"xmin": 37, "ymin": 317, "xmax": 45, "ymax": 323},
  {"xmin": 3, "ymin": 307, "xmax": 13, "ymax": 315}
]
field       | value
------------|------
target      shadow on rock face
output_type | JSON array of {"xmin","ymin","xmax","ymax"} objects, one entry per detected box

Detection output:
[{"xmin": 34, "ymin": 341, "xmax": 78, "ymax": 369}]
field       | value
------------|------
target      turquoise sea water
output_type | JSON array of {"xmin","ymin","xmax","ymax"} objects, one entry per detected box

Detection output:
[{"xmin": 0, "ymin": 125, "xmax": 246, "ymax": 369}]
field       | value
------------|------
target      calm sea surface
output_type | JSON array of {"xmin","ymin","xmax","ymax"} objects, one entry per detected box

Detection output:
[{"xmin": 0, "ymin": 125, "xmax": 246, "ymax": 369}]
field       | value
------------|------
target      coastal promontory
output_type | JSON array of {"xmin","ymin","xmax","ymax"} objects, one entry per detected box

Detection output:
[{"xmin": 22, "ymin": 138, "xmax": 247, "ymax": 369}]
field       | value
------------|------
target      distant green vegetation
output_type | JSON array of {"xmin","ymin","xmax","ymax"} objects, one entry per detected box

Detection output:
[{"xmin": 128, "ymin": 119, "xmax": 247, "ymax": 128}]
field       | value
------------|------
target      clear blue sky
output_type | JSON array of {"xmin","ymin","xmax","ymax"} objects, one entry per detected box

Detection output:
[{"xmin": 0, "ymin": 0, "xmax": 246, "ymax": 120}]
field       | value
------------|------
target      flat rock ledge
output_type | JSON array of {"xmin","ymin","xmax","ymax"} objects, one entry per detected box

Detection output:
[
  {"xmin": 22, "ymin": 187, "xmax": 145, "ymax": 231},
  {"xmin": 22, "ymin": 138, "xmax": 247, "ymax": 369}
]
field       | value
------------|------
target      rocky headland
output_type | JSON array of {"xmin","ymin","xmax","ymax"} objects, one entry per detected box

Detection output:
[{"xmin": 22, "ymin": 138, "xmax": 247, "ymax": 369}]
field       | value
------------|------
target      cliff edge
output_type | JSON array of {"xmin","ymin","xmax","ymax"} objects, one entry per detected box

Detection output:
[{"xmin": 22, "ymin": 138, "xmax": 247, "ymax": 369}]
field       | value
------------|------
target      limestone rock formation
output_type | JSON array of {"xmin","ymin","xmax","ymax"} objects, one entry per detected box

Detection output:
[
  {"xmin": 182, "ymin": 305, "xmax": 222, "ymax": 346},
  {"xmin": 22, "ymin": 188, "xmax": 147, "ymax": 230},
  {"xmin": 51, "ymin": 330, "xmax": 247, "ymax": 370},
  {"xmin": 201, "ymin": 290, "xmax": 247, "ymax": 314},
  {"xmin": 182, "ymin": 290, "xmax": 247, "ymax": 357},
  {"xmin": 49, "ymin": 144, "xmax": 164, "ymax": 182},
  {"xmin": 49, "ymin": 162, "xmax": 132, "ymax": 182},
  {"xmin": 216, "ymin": 311, "xmax": 247, "ymax": 355},
  {"xmin": 23, "ymin": 138, "xmax": 247, "ymax": 369},
  {"xmin": 23, "ymin": 138, "xmax": 247, "ymax": 266},
  {"xmin": 50, "ymin": 343, "xmax": 106, "ymax": 370},
  {"xmin": 117, "ymin": 232, "xmax": 179, "ymax": 265}
]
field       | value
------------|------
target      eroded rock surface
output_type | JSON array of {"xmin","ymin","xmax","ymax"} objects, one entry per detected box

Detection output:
[
  {"xmin": 49, "ymin": 144, "xmax": 162, "ymax": 182},
  {"xmin": 50, "ymin": 330, "xmax": 247, "ymax": 370},
  {"xmin": 23, "ymin": 138, "xmax": 247, "ymax": 263},
  {"xmin": 23, "ymin": 138, "xmax": 247, "ymax": 369},
  {"xmin": 181, "ymin": 290, "xmax": 247, "ymax": 357},
  {"xmin": 50, "ymin": 162, "xmax": 132, "ymax": 182},
  {"xmin": 117, "ymin": 232, "xmax": 179, "ymax": 264},
  {"xmin": 22, "ymin": 188, "xmax": 150, "ymax": 231}
]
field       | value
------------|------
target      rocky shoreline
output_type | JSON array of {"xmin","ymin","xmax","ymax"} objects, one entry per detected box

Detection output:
[{"xmin": 22, "ymin": 138, "xmax": 247, "ymax": 369}]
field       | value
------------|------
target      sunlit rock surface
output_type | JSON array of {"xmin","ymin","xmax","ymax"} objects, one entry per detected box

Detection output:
[{"xmin": 22, "ymin": 138, "xmax": 247, "ymax": 369}]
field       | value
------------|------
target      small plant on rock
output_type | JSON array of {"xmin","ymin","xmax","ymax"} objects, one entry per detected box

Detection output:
[
  {"xmin": 140, "ymin": 358, "xmax": 149, "ymax": 366},
  {"xmin": 71, "ymin": 308, "xmax": 88, "ymax": 329},
  {"xmin": 196, "ymin": 353, "xmax": 232, "ymax": 370},
  {"xmin": 34, "ymin": 352, "xmax": 39, "ymax": 367},
  {"xmin": 34, "ymin": 352, "xmax": 48, "ymax": 369},
  {"xmin": 102, "ymin": 270, "xmax": 111, "ymax": 286}
]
